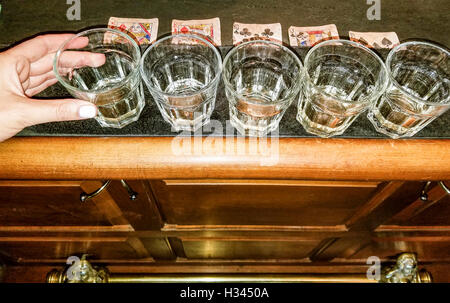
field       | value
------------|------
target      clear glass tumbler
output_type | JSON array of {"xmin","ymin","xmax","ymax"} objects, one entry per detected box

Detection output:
[
  {"xmin": 297, "ymin": 40, "xmax": 389, "ymax": 137},
  {"xmin": 223, "ymin": 40, "xmax": 303, "ymax": 137},
  {"xmin": 140, "ymin": 34, "xmax": 222, "ymax": 131},
  {"xmin": 54, "ymin": 28, "xmax": 145, "ymax": 128},
  {"xmin": 367, "ymin": 41, "xmax": 450, "ymax": 138}
]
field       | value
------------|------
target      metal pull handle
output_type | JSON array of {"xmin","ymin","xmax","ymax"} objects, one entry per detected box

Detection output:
[
  {"xmin": 80, "ymin": 181, "xmax": 111, "ymax": 202},
  {"xmin": 120, "ymin": 180, "xmax": 138, "ymax": 200},
  {"xmin": 80, "ymin": 180, "xmax": 138, "ymax": 202},
  {"xmin": 420, "ymin": 181, "xmax": 450, "ymax": 202},
  {"xmin": 439, "ymin": 181, "xmax": 450, "ymax": 195},
  {"xmin": 420, "ymin": 181, "xmax": 432, "ymax": 202}
]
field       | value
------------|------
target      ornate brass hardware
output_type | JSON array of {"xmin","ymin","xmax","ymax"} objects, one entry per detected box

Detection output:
[
  {"xmin": 46, "ymin": 255, "xmax": 109, "ymax": 283},
  {"xmin": 47, "ymin": 253, "xmax": 432, "ymax": 283},
  {"xmin": 80, "ymin": 180, "xmax": 138, "ymax": 202},
  {"xmin": 380, "ymin": 253, "xmax": 432, "ymax": 283}
]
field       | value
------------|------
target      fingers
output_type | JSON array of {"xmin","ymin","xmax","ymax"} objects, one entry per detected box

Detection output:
[
  {"xmin": 25, "ymin": 75, "xmax": 58, "ymax": 97},
  {"xmin": 31, "ymin": 50, "xmax": 106, "ymax": 76},
  {"xmin": 27, "ymin": 70, "xmax": 55, "ymax": 89},
  {"xmin": 15, "ymin": 55, "xmax": 31, "ymax": 85},
  {"xmin": 6, "ymin": 34, "xmax": 89, "ymax": 63},
  {"xmin": 15, "ymin": 96, "xmax": 98, "ymax": 127},
  {"xmin": 60, "ymin": 51, "xmax": 107, "ymax": 69}
]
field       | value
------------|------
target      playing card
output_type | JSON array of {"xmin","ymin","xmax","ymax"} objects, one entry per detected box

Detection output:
[
  {"xmin": 172, "ymin": 17, "xmax": 221, "ymax": 46},
  {"xmin": 106, "ymin": 17, "xmax": 159, "ymax": 45},
  {"xmin": 232, "ymin": 22, "xmax": 282, "ymax": 45},
  {"xmin": 288, "ymin": 24, "xmax": 339, "ymax": 47},
  {"xmin": 349, "ymin": 31, "xmax": 400, "ymax": 49}
]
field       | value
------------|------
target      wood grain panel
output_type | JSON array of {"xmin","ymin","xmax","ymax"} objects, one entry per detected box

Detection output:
[
  {"xmin": 385, "ymin": 183, "xmax": 450, "ymax": 226},
  {"xmin": 0, "ymin": 237, "xmax": 151, "ymax": 261},
  {"xmin": 139, "ymin": 238, "xmax": 176, "ymax": 260},
  {"xmin": 1, "ymin": 137, "xmax": 449, "ymax": 180},
  {"xmin": 163, "ymin": 180, "xmax": 380, "ymax": 187},
  {"xmin": 152, "ymin": 180, "xmax": 379, "ymax": 226},
  {"xmin": 349, "ymin": 237, "xmax": 450, "ymax": 261},
  {"xmin": 105, "ymin": 181, "xmax": 164, "ymax": 230},
  {"xmin": 180, "ymin": 237, "xmax": 321, "ymax": 260},
  {"xmin": 0, "ymin": 183, "xmax": 112, "ymax": 227},
  {"xmin": 345, "ymin": 182, "xmax": 425, "ymax": 230}
]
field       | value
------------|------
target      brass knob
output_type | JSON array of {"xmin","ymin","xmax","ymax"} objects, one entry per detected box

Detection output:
[
  {"xmin": 120, "ymin": 180, "xmax": 138, "ymax": 201},
  {"xmin": 420, "ymin": 181, "xmax": 432, "ymax": 202}
]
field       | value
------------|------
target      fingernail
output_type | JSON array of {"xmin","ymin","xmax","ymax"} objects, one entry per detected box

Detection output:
[{"xmin": 78, "ymin": 105, "xmax": 97, "ymax": 118}]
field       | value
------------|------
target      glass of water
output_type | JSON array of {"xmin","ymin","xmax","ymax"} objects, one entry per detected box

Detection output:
[
  {"xmin": 54, "ymin": 28, "xmax": 145, "ymax": 128},
  {"xmin": 367, "ymin": 41, "xmax": 450, "ymax": 138},
  {"xmin": 140, "ymin": 34, "xmax": 222, "ymax": 131},
  {"xmin": 223, "ymin": 40, "xmax": 303, "ymax": 137},
  {"xmin": 297, "ymin": 40, "xmax": 389, "ymax": 137}
]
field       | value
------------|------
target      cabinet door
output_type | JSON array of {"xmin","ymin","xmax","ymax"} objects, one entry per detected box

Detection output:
[
  {"xmin": 384, "ymin": 181, "xmax": 450, "ymax": 227},
  {"xmin": 0, "ymin": 180, "xmax": 166, "ymax": 263},
  {"xmin": 178, "ymin": 237, "xmax": 323, "ymax": 260},
  {"xmin": 348, "ymin": 238, "xmax": 450, "ymax": 262},
  {"xmin": 354, "ymin": 182, "xmax": 450, "ymax": 262},
  {"xmin": 0, "ymin": 181, "xmax": 113, "ymax": 227},
  {"xmin": 0, "ymin": 237, "xmax": 150, "ymax": 261},
  {"xmin": 151, "ymin": 179, "xmax": 381, "ymax": 226},
  {"xmin": 317, "ymin": 182, "xmax": 450, "ymax": 262}
]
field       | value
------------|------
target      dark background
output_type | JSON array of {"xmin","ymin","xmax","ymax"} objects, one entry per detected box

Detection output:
[{"xmin": 0, "ymin": 0, "xmax": 448, "ymax": 47}]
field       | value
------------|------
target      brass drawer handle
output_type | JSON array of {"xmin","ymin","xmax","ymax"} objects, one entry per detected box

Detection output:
[
  {"xmin": 80, "ymin": 181, "xmax": 111, "ymax": 202},
  {"xmin": 439, "ymin": 181, "xmax": 450, "ymax": 195},
  {"xmin": 420, "ymin": 181, "xmax": 450, "ymax": 202},
  {"xmin": 80, "ymin": 180, "xmax": 138, "ymax": 202}
]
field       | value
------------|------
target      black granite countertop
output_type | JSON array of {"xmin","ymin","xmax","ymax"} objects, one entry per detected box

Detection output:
[{"xmin": 16, "ymin": 47, "xmax": 449, "ymax": 139}]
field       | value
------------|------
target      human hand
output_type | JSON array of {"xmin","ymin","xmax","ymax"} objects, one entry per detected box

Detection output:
[{"xmin": 0, "ymin": 34, "xmax": 106, "ymax": 142}]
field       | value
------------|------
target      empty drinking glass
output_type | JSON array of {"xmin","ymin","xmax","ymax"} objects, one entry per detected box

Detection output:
[
  {"xmin": 297, "ymin": 40, "xmax": 389, "ymax": 137},
  {"xmin": 140, "ymin": 34, "xmax": 222, "ymax": 131},
  {"xmin": 54, "ymin": 28, "xmax": 145, "ymax": 128},
  {"xmin": 223, "ymin": 40, "xmax": 303, "ymax": 137},
  {"xmin": 367, "ymin": 41, "xmax": 450, "ymax": 138}
]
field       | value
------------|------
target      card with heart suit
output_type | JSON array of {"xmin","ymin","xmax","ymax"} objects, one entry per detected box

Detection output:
[
  {"xmin": 106, "ymin": 17, "xmax": 159, "ymax": 45},
  {"xmin": 349, "ymin": 31, "xmax": 400, "ymax": 49},
  {"xmin": 232, "ymin": 22, "xmax": 282, "ymax": 45},
  {"xmin": 288, "ymin": 24, "xmax": 339, "ymax": 47},
  {"xmin": 172, "ymin": 17, "xmax": 221, "ymax": 46}
]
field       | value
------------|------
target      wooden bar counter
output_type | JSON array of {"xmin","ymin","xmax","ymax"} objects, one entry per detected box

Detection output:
[
  {"xmin": 0, "ymin": 136, "xmax": 449, "ymax": 181},
  {"xmin": 0, "ymin": 0, "xmax": 449, "ymax": 283},
  {"xmin": 0, "ymin": 135, "xmax": 449, "ymax": 282}
]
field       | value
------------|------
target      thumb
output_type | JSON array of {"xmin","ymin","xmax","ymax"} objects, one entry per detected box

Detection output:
[{"xmin": 18, "ymin": 97, "xmax": 97, "ymax": 127}]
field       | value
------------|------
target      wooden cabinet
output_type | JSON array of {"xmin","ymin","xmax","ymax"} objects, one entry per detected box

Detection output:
[
  {"xmin": 385, "ymin": 182, "xmax": 450, "ymax": 227},
  {"xmin": 0, "ymin": 181, "xmax": 112, "ymax": 227},
  {"xmin": 151, "ymin": 180, "xmax": 381, "ymax": 226},
  {"xmin": 0, "ymin": 238, "xmax": 148, "ymax": 260},
  {"xmin": 0, "ymin": 178, "xmax": 449, "ymax": 280},
  {"xmin": 331, "ymin": 182, "xmax": 450, "ymax": 263},
  {"xmin": 0, "ymin": 180, "xmax": 165, "ymax": 263},
  {"xmin": 180, "ymin": 238, "xmax": 321, "ymax": 260}
]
